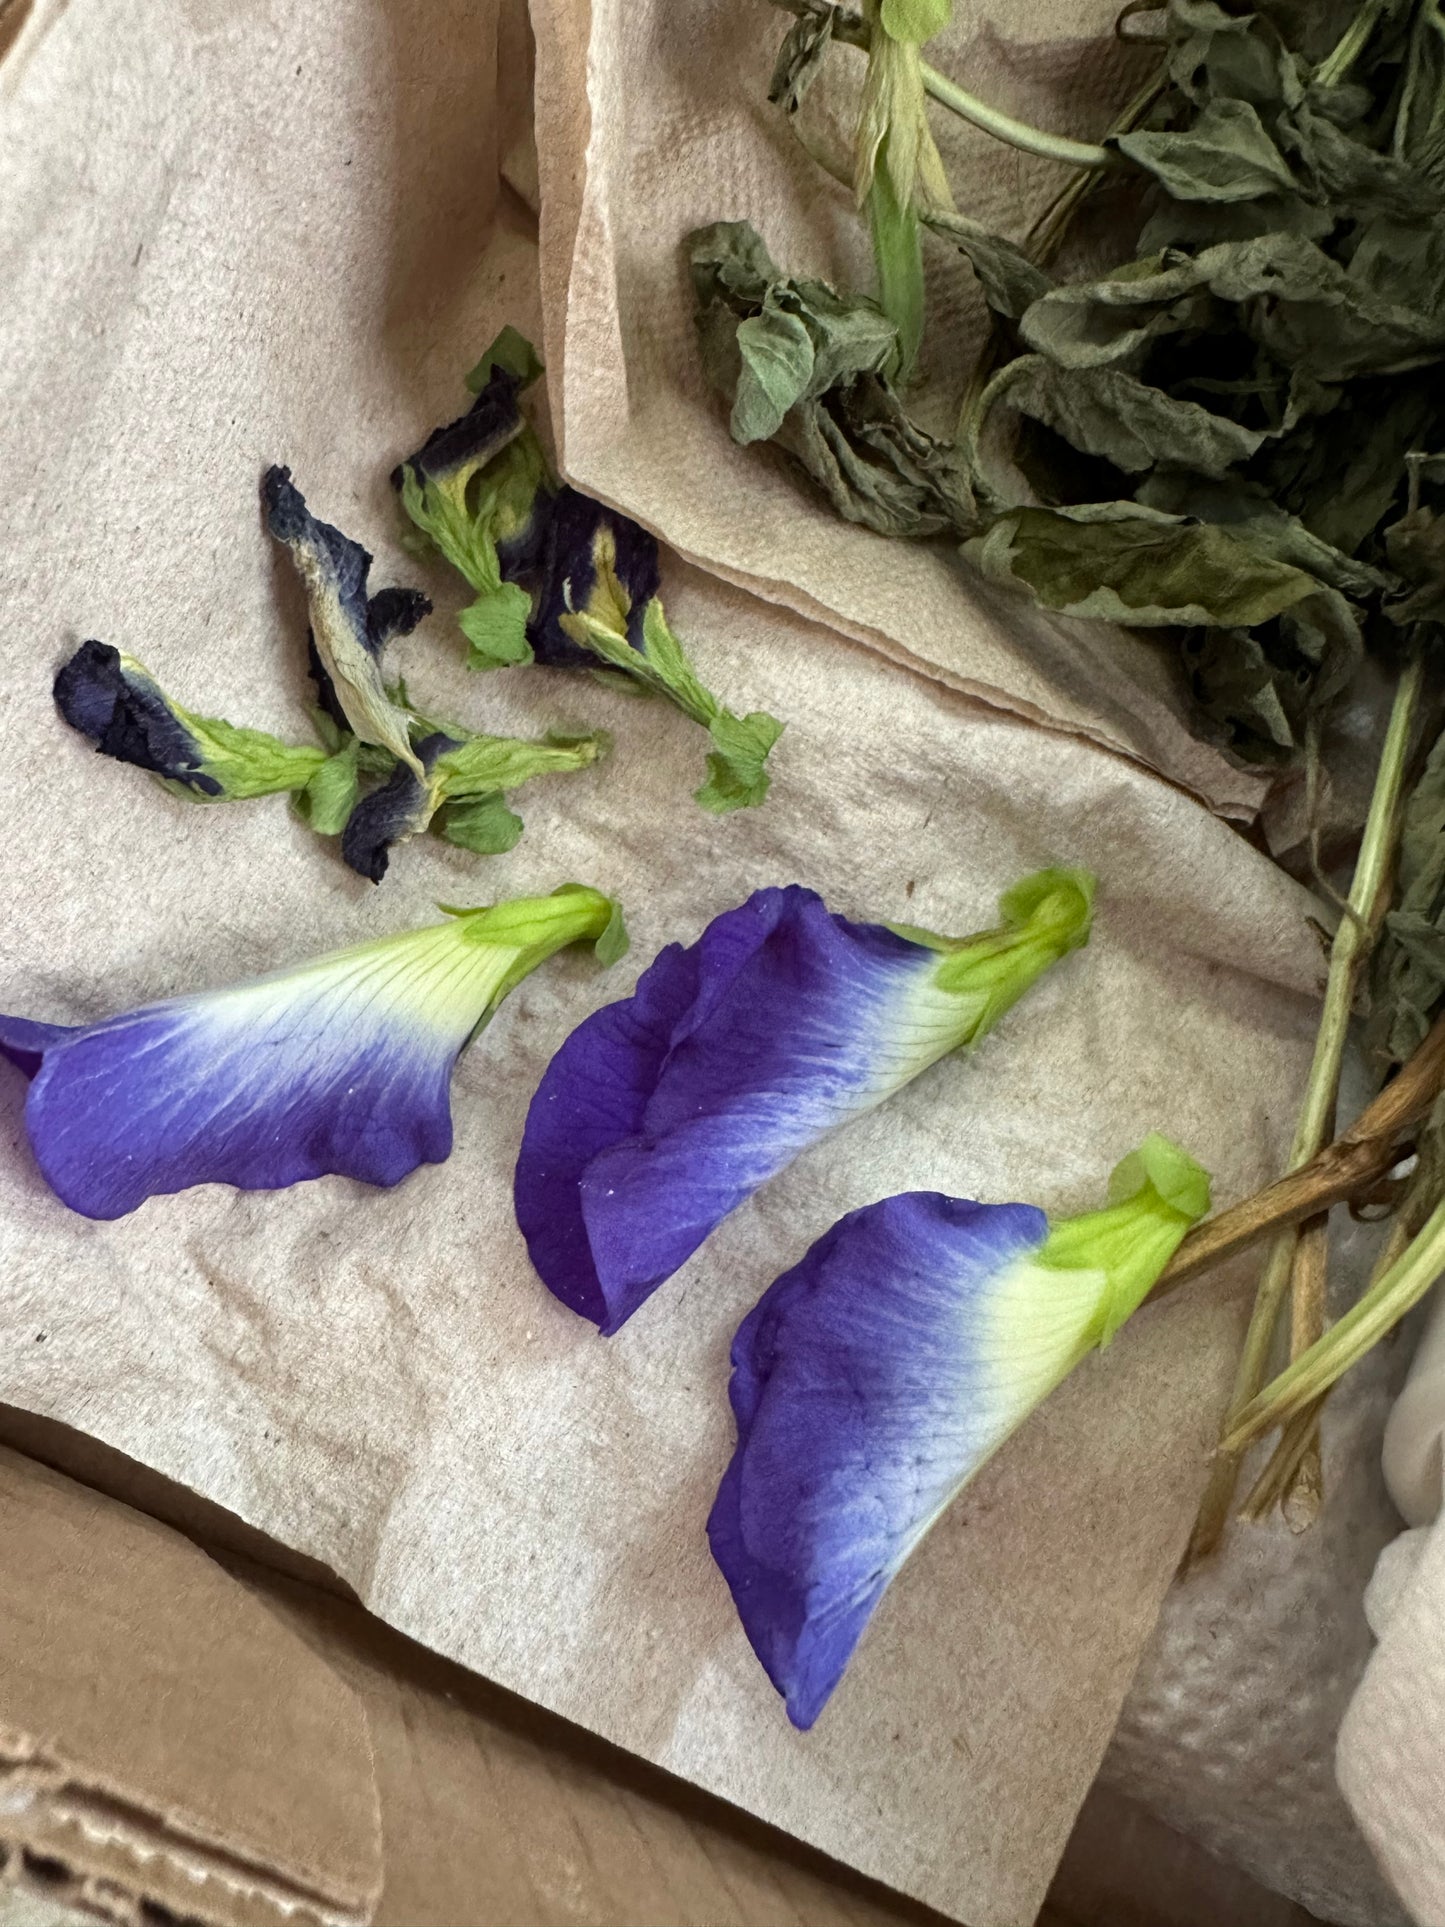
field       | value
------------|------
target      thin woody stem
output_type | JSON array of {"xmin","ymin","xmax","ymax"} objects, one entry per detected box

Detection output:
[
  {"xmin": 1181, "ymin": 655, "xmax": 1424, "ymax": 1558},
  {"xmin": 1149, "ymin": 1002, "xmax": 1445, "ymax": 1300},
  {"xmin": 1224, "ymin": 1196, "xmax": 1445, "ymax": 1452}
]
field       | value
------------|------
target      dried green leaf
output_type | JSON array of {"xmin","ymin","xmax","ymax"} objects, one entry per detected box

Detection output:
[
  {"xmin": 986, "ymin": 354, "xmax": 1264, "ymax": 478},
  {"xmin": 1115, "ymin": 97, "xmax": 1301, "ymax": 202},
  {"xmin": 732, "ymin": 302, "xmax": 817, "ymax": 443},
  {"xmin": 921, "ymin": 208, "xmax": 1051, "ymax": 320},
  {"xmin": 435, "ymin": 793, "xmax": 526, "ymax": 855},
  {"xmin": 456, "ymin": 584, "xmax": 535, "ymax": 668},
  {"xmin": 689, "ymin": 219, "xmax": 975, "ymax": 537},
  {"xmin": 769, "ymin": 2, "xmax": 836, "ymax": 113},
  {"xmin": 964, "ymin": 499, "xmax": 1359, "ymax": 629}
]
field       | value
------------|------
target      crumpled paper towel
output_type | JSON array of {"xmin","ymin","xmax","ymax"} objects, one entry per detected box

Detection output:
[
  {"xmin": 1322, "ymin": 1287, "xmax": 1445, "ymax": 1926},
  {"xmin": 0, "ymin": 1, "xmax": 1363, "ymax": 1922}
]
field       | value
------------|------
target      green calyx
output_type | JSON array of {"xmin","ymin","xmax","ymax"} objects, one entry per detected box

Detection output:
[
  {"xmin": 561, "ymin": 562, "xmax": 784, "ymax": 814},
  {"xmin": 1038, "ymin": 1134, "xmax": 1212, "ymax": 1349},
  {"xmin": 442, "ymin": 883, "xmax": 629, "ymax": 1018},
  {"xmin": 397, "ymin": 436, "xmax": 548, "ymax": 672},
  {"xmin": 891, "ymin": 865, "xmax": 1095, "ymax": 1037},
  {"xmin": 165, "ymin": 709, "xmax": 330, "ymax": 802}
]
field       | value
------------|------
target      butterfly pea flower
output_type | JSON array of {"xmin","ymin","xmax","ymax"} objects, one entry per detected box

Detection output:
[
  {"xmin": 709, "ymin": 1135, "xmax": 1210, "ymax": 1729},
  {"xmin": 0, "ymin": 886, "xmax": 626, "ymax": 1222},
  {"xmin": 395, "ymin": 332, "xmax": 785, "ymax": 811},
  {"xmin": 537, "ymin": 487, "xmax": 784, "ymax": 813},
  {"xmin": 55, "ymin": 639, "xmax": 331, "ymax": 802},
  {"xmin": 263, "ymin": 465, "xmax": 431, "ymax": 777},
  {"xmin": 514, "ymin": 868, "xmax": 1093, "ymax": 1334},
  {"xmin": 392, "ymin": 329, "xmax": 554, "ymax": 673},
  {"xmin": 341, "ymin": 722, "xmax": 612, "ymax": 883}
]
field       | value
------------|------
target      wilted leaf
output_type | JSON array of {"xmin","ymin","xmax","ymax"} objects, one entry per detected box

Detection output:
[
  {"xmin": 732, "ymin": 302, "xmax": 817, "ymax": 443},
  {"xmin": 986, "ymin": 354, "xmax": 1264, "ymax": 478},
  {"xmin": 690, "ymin": 219, "xmax": 976, "ymax": 537},
  {"xmin": 964, "ymin": 499, "xmax": 1360, "ymax": 630},
  {"xmin": 922, "ymin": 208, "xmax": 1051, "ymax": 319},
  {"xmin": 769, "ymin": 2, "xmax": 836, "ymax": 113},
  {"xmin": 1115, "ymin": 97, "xmax": 1301, "ymax": 202}
]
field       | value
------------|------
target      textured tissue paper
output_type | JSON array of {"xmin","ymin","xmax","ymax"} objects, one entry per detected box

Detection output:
[{"xmin": 0, "ymin": 1, "xmax": 1345, "ymax": 1922}]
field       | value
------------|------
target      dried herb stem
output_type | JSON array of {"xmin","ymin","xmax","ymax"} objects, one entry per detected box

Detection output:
[
  {"xmin": 769, "ymin": 0, "xmax": 1120, "ymax": 171},
  {"xmin": 1224, "ymin": 1194, "xmax": 1445, "ymax": 1452},
  {"xmin": 914, "ymin": 61, "xmax": 1118, "ymax": 171},
  {"xmin": 1151, "ymin": 1002, "xmax": 1445, "ymax": 1296},
  {"xmin": 1185, "ymin": 653, "xmax": 1425, "ymax": 1558},
  {"xmin": 1282, "ymin": 1214, "xmax": 1330, "ymax": 1527},
  {"xmin": 1316, "ymin": 0, "xmax": 1390, "ymax": 90}
]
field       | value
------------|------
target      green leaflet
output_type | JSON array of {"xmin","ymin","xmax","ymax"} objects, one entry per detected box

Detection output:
[
  {"xmin": 1114, "ymin": 97, "xmax": 1300, "ymax": 202},
  {"xmin": 732, "ymin": 303, "xmax": 817, "ymax": 444},
  {"xmin": 983, "ymin": 355, "xmax": 1265, "ymax": 479},
  {"xmin": 457, "ymin": 582, "xmax": 535, "ymax": 668},
  {"xmin": 465, "ymin": 325, "xmax": 545, "ymax": 393},
  {"xmin": 294, "ymin": 740, "xmax": 364, "ymax": 834},
  {"xmin": 689, "ymin": 219, "xmax": 977, "ymax": 538},
  {"xmin": 436, "ymin": 793, "xmax": 526, "ymax": 855},
  {"xmin": 964, "ymin": 501, "xmax": 1359, "ymax": 630}
]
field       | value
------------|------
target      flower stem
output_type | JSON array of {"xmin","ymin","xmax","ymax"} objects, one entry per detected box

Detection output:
[
  {"xmin": 767, "ymin": 0, "xmax": 1121, "ymax": 172},
  {"xmin": 1316, "ymin": 0, "xmax": 1388, "ymax": 89},
  {"xmin": 1186, "ymin": 652, "xmax": 1425, "ymax": 1560},
  {"xmin": 917, "ymin": 58, "xmax": 1119, "ymax": 170}
]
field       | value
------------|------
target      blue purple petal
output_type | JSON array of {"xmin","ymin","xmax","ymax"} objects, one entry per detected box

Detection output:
[
  {"xmin": 1, "ymin": 891, "xmax": 623, "ymax": 1220},
  {"xmin": 54, "ymin": 641, "xmax": 222, "ymax": 796},
  {"xmin": 528, "ymin": 487, "xmax": 662, "ymax": 668},
  {"xmin": 515, "ymin": 887, "xmax": 947, "ymax": 1333},
  {"xmin": 707, "ymin": 1192, "xmax": 1047, "ymax": 1729}
]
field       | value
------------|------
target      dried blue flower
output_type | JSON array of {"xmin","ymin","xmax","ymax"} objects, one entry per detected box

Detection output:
[
  {"xmin": 0, "ymin": 887, "xmax": 626, "ymax": 1221},
  {"xmin": 393, "ymin": 335, "xmax": 553, "ymax": 673},
  {"xmin": 534, "ymin": 488, "xmax": 784, "ymax": 811},
  {"xmin": 396, "ymin": 332, "xmax": 785, "ymax": 810},
  {"xmin": 55, "ymin": 640, "xmax": 329, "ymax": 802},
  {"xmin": 709, "ymin": 1138, "xmax": 1210, "ymax": 1728},
  {"xmin": 514, "ymin": 870, "xmax": 1094, "ymax": 1333},
  {"xmin": 263, "ymin": 465, "xmax": 431, "ymax": 776},
  {"xmin": 339, "ymin": 721, "xmax": 611, "ymax": 883}
]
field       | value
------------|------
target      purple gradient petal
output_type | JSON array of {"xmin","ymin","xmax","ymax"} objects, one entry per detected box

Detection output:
[
  {"xmin": 707, "ymin": 1192, "xmax": 1047, "ymax": 1728},
  {"xmin": 0, "ymin": 1016, "xmax": 79, "ymax": 1080},
  {"xmin": 514, "ymin": 888, "xmax": 935, "ymax": 1333}
]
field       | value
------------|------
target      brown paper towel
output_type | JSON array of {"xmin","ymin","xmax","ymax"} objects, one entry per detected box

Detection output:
[
  {"xmin": 0, "ymin": 2, "xmax": 1327, "ymax": 1921},
  {"xmin": 531, "ymin": 0, "xmax": 1267, "ymax": 820}
]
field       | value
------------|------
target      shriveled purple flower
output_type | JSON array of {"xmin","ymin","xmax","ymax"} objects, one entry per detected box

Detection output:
[
  {"xmin": 515, "ymin": 870, "xmax": 1093, "ymax": 1333},
  {"xmin": 263, "ymin": 465, "xmax": 431, "ymax": 775}
]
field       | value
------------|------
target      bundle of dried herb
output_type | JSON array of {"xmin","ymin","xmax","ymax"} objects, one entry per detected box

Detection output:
[{"xmin": 690, "ymin": 0, "xmax": 1445, "ymax": 1540}]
